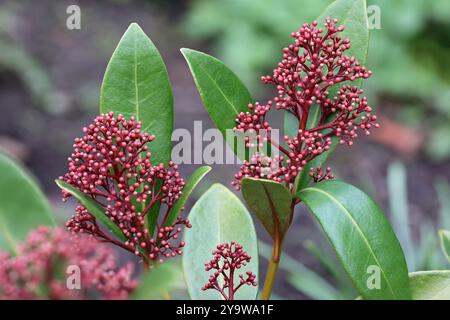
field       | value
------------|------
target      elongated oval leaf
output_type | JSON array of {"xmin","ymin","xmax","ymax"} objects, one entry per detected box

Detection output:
[
  {"xmin": 55, "ymin": 179, "xmax": 125, "ymax": 241},
  {"xmin": 241, "ymin": 178, "xmax": 292, "ymax": 240},
  {"xmin": 439, "ymin": 230, "xmax": 450, "ymax": 264},
  {"xmin": 286, "ymin": 0, "xmax": 370, "ymax": 190},
  {"xmin": 0, "ymin": 153, "xmax": 55, "ymax": 253},
  {"xmin": 164, "ymin": 165, "xmax": 211, "ymax": 227},
  {"xmin": 298, "ymin": 180, "xmax": 411, "ymax": 300},
  {"xmin": 318, "ymin": 0, "xmax": 369, "ymax": 74},
  {"xmin": 181, "ymin": 48, "xmax": 252, "ymax": 157},
  {"xmin": 183, "ymin": 184, "xmax": 258, "ymax": 300},
  {"xmin": 292, "ymin": 138, "xmax": 339, "ymax": 192},
  {"xmin": 409, "ymin": 271, "xmax": 450, "ymax": 300},
  {"xmin": 131, "ymin": 261, "xmax": 184, "ymax": 300},
  {"xmin": 100, "ymin": 23, "xmax": 173, "ymax": 166}
]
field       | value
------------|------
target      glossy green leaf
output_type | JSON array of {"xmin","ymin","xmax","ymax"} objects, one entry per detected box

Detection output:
[
  {"xmin": 298, "ymin": 180, "xmax": 411, "ymax": 300},
  {"xmin": 439, "ymin": 230, "xmax": 450, "ymax": 264},
  {"xmin": 0, "ymin": 152, "xmax": 55, "ymax": 253},
  {"xmin": 409, "ymin": 271, "xmax": 450, "ymax": 300},
  {"xmin": 131, "ymin": 261, "xmax": 184, "ymax": 300},
  {"xmin": 183, "ymin": 184, "xmax": 258, "ymax": 300},
  {"xmin": 318, "ymin": 0, "xmax": 369, "ymax": 78},
  {"xmin": 55, "ymin": 179, "xmax": 126, "ymax": 241},
  {"xmin": 241, "ymin": 178, "xmax": 292, "ymax": 240},
  {"xmin": 100, "ymin": 22, "xmax": 173, "ymax": 166},
  {"xmin": 293, "ymin": 138, "xmax": 339, "ymax": 192},
  {"xmin": 286, "ymin": 0, "xmax": 370, "ymax": 190},
  {"xmin": 164, "ymin": 165, "xmax": 211, "ymax": 227},
  {"xmin": 181, "ymin": 48, "xmax": 252, "ymax": 158}
]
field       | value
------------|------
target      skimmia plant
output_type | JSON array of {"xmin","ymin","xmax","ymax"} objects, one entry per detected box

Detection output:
[
  {"xmin": 202, "ymin": 242, "xmax": 257, "ymax": 300},
  {"xmin": 182, "ymin": 0, "xmax": 450, "ymax": 301},
  {"xmin": 0, "ymin": 227, "xmax": 136, "ymax": 299},
  {"xmin": 232, "ymin": 17, "xmax": 377, "ymax": 189},
  {"xmin": 60, "ymin": 112, "xmax": 190, "ymax": 264},
  {"xmin": 1, "ymin": 0, "xmax": 450, "ymax": 301}
]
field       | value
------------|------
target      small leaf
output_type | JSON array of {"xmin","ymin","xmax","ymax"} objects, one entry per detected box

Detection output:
[
  {"xmin": 287, "ymin": 0, "xmax": 371, "ymax": 190},
  {"xmin": 284, "ymin": 106, "xmax": 339, "ymax": 192},
  {"xmin": 0, "ymin": 152, "xmax": 55, "ymax": 253},
  {"xmin": 164, "ymin": 165, "xmax": 211, "ymax": 227},
  {"xmin": 318, "ymin": 0, "xmax": 369, "ymax": 85},
  {"xmin": 439, "ymin": 230, "xmax": 450, "ymax": 264},
  {"xmin": 409, "ymin": 271, "xmax": 450, "ymax": 300},
  {"xmin": 293, "ymin": 138, "xmax": 339, "ymax": 192},
  {"xmin": 55, "ymin": 179, "xmax": 126, "ymax": 241},
  {"xmin": 131, "ymin": 261, "xmax": 184, "ymax": 300},
  {"xmin": 183, "ymin": 184, "xmax": 258, "ymax": 300},
  {"xmin": 298, "ymin": 180, "xmax": 411, "ymax": 300},
  {"xmin": 283, "ymin": 112, "xmax": 299, "ymax": 140},
  {"xmin": 241, "ymin": 178, "xmax": 292, "ymax": 240},
  {"xmin": 100, "ymin": 23, "xmax": 173, "ymax": 166},
  {"xmin": 181, "ymin": 48, "xmax": 252, "ymax": 158}
]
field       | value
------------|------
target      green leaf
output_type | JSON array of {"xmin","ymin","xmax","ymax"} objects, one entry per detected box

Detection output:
[
  {"xmin": 318, "ymin": 0, "xmax": 369, "ymax": 79},
  {"xmin": 298, "ymin": 180, "xmax": 411, "ymax": 300},
  {"xmin": 181, "ymin": 48, "xmax": 252, "ymax": 158},
  {"xmin": 287, "ymin": 0, "xmax": 371, "ymax": 190},
  {"xmin": 55, "ymin": 179, "xmax": 126, "ymax": 241},
  {"xmin": 439, "ymin": 230, "xmax": 450, "ymax": 264},
  {"xmin": 131, "ymin": 261, "xmax": 184, "ymax": 300},
  {"xmin": 409, "ymin": 271, "xmax": 450, "ymax": 300},
  {"xmin": 164, "ymin": 165, "xmax": 211, "ymax": 227},
  {"xmin": 183, "ymin": 184, "xmax": 258, "ymax": 300},
  {"xmin": 434, "ymin": 177, "xmax": 450, "ymax": 229},
  {"xmin": 100, "ymin": 22, "xmax": 173, "ymax": 166},
  {"xmin": 241, "ymin": 178, "xmax": 292, "ymax": 241},
  {"xmin": 293, "ymin": 138, "xmax": 339, "ymax": 192},
  {"xmin": 283, "ymin": 112, "xmax": 299, "ymax": 140},
  {"xmin": 388, "ymin": 161, "xmax": 415, "ymax": 270},
  {"xmin": 0, "ymin": 152, "xmax": 55, "ymax": 253}
]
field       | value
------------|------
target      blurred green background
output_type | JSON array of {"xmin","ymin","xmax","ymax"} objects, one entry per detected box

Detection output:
[{"xmin": 0, "ymin": 0, "xmax": 449, "ymax": 299}]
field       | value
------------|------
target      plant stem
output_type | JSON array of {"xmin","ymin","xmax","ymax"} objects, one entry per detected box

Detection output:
[
  {"xmin": 260, "ymin": 202, "xmax": 296, "ymax": 300},
  {"xmin": 260, "ymin": 241, "xmax": 281, "ymax": 300},
  {"xmin": 162, "ymin": 291, "xmax": 171, "ymax": 300}
]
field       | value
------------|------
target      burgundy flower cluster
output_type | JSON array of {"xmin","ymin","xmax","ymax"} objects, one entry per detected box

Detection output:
[
  {"xmin": 0, "ymin": 226, "xmax": 136, "ymax": 300},
  {"xmin": 202, "ymin": 242, "xmax": 257, "ymax": 300},
  {"xmin": 233, "ymin": 18, "xmax": 379, "ymax": 189},
  {"xmin": 60, "ymin": 112, "xmax": 189, "ymax": 263}
]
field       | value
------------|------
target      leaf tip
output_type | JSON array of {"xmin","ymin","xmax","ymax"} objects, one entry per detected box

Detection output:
[{"xmin": 127, "ymin": 22, "xmax": 142, "ymax": 31}]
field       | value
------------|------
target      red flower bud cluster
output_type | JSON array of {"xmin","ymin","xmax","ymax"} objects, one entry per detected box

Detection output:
[
  {"xmin": 233, "ymin": 18, "xmax": 379, "ymax": 189},
  {"xmin": 310, "ymin": 166, "xmax": 335, "ymax": 183},
  {"xmin": 60, "ymin": 112, "xmax": 189, "ymax": 263},
  {"xmin": 0, "ymin": 227, "xmax": 136, "ymax": 300},
  {"xmin": 201, "ymin": 242, "xmax": 257, "ymax": 300}
]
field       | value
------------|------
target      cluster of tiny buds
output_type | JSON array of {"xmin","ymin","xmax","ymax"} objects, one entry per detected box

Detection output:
[
  {"xmin": 201, "ymin": 242, "xmax": 257, "ymax": 300},
  {"xmin": 0, "ymin": 226, "xmax": 136, "ymax": 300},
  {"xmin": 260, "ymin": 18, "xmax": 371, "ymax": 113},
  {"xmin": 235, "ymin": 102, "xmax": 272, "ymax": 133},
  {"xmin": 233, "ymin": 17, "xmax": 379, "ymax": 189},
  {"xmin": 310, "ymin": 166, "xmax": 334, "ymax": 183},
  {"xmin": 60, "ymin": 112, "xmax": 189, "ymax": 263}
]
